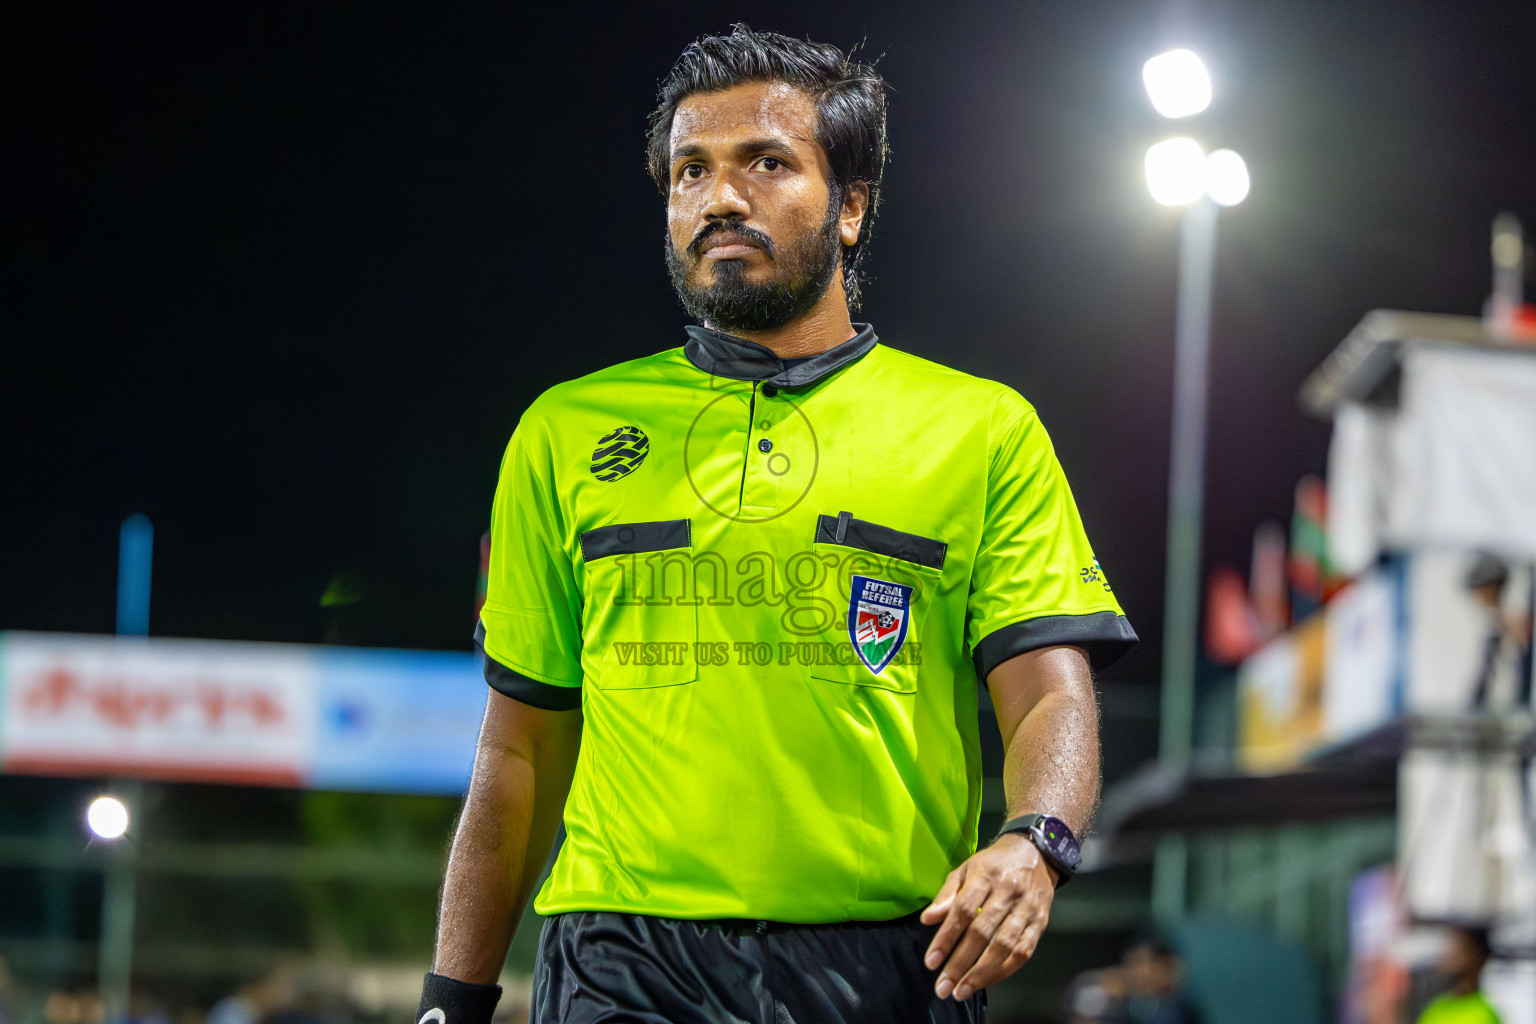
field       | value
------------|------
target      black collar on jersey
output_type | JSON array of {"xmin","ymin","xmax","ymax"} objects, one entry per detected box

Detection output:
[{"xmin": 683, "ymin": 323, "xmax": 878, "ymax": 395}]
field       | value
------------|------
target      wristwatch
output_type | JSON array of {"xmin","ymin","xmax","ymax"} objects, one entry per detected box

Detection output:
[{"xmin": 996, "ymin": 813, "xmax": 1080, "ymax": 886}]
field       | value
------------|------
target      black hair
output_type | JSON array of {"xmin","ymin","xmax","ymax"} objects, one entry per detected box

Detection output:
[
  {"xmin": 1126, "ymin": 927, "xmax": 1179, "ymax": 961},
  {"xmin": 1465, "ymin": 552, "xmax": 1509, "ymax": 592},
  {"xmin": 647, "ymin": 24, "xmax": 889, "ymax": 309},
  {"xmin": 1456, "ymin": 925, "xmax": 1493, "ymax": 960}
]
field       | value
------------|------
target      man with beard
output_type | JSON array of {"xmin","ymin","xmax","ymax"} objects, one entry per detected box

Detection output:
[{"xmin": 418, "ymin": 24, "xmax": 1135, "ymax": 1024}]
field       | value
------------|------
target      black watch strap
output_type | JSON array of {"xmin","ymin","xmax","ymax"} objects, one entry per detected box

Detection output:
[
  {"xmin": 416, "ymin": 972, "xmax": 502, "ymax": 1024},
  {"xmin": 997, "ymin": 813, "xmax": 1080, "ymax": 886}
]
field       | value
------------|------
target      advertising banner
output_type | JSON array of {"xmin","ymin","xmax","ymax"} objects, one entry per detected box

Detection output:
[{"xmin": 0, "ymin": 632, "xmax": 484, "ymax": 794}]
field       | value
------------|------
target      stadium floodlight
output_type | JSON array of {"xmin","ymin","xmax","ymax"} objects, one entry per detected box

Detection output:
[
  {"xmin": 1205, "ymin": 149, "xmax": 1250, "ymax": 206},
  {"xmin": 87, "ymin": 795, "xmax": 130, "ymax": 840},
  {"xmin": 1142, "ymin": 49, "xmax": 1212, "ymax": 119},
  {"xmin": 1145, "ymin": 138, "xmax": 1207, "ymax": 206}
]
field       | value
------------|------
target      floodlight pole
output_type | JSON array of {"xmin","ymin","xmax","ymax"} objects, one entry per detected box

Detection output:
[
  {"xmin": 100, "ymin": 515, "xmax": 152, "ymax": 1024},
  {"xmin": 1159, "ymin": 197, "xmax": 1217, "ymax": 768},
  {"xmin": 1152, "ymin": 198, "xmax": 1218, "ymax": 920},
  {"xmin": 99, "ymin": 824, "xmax": 138, "ymax": 1024}
]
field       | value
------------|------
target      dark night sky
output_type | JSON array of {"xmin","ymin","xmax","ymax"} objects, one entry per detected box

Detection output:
[{"xmin": 4, "ymin": 1, "xmax": 1535, "ymax": 697}]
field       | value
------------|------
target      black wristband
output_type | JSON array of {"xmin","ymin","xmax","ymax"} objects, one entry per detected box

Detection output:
[{"xmin": 415, "ymin": 972, "xmax": 502, "ymax": 1024}]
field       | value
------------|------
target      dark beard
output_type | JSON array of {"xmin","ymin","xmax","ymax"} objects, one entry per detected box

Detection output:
[{"xmin": 665, "ymin": 195, "xmax": 843, "ymax": 334}]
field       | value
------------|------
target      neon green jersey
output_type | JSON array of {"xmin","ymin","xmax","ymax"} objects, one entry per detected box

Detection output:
[
  {"xmin": 1418, "ymin": 993, "xmax": 1501, "ymax": 1024},
  {"xmin": 477, "ymin": 325, "xmax": 1135, "ymax": 922}
]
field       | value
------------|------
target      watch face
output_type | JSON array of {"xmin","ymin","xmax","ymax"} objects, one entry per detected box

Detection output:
[{"xmin": 1037, "ymin": 816, "xmax": 1082, "ymax": 871}]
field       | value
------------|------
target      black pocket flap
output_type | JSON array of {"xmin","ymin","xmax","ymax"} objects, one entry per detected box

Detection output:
[
  {"xmin": 580, "ymin": 519, "xmax": 692, "ymax": 561},
  {"xmin": 814, "ymin": 512, "xmax": 946, "ymax": 570}
]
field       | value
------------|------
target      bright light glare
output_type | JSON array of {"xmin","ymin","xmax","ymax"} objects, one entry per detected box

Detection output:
[
  {"xmin": 1206, "ymin": 149, "xmax": 1250, "ymax": 206},
  {"xmin": 87, "ymin": 796, "xmax": 130, "ymax": 840},
  {"xmin": 1142, "ymin": 50, "xmax": 1212, "ymax": 119},
  {"xmin": 1145, "ymin": 138, "xmax": 1207, "ymax": 206}
]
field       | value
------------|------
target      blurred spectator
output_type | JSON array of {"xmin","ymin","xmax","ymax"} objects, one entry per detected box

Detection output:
[
  {"xmin": 128, "ymin": 994, "xmax": 170, "ymax": 1024},
  {"xmin": 1464, "ymin": 554, "xmax": 1534, "ymax": 709},
  {"xmin": 1066, "ymin": 932, "xmax": 1203, "ymax": 1024},
  {"xmin": 253, "ymin": 969, "xmax": 347, "ymax": 1024},
  {"xmin": 207, "ymin": 969, "xmax": 296, "ymax": 1024},
  {"xmin": 1065, "ymin": 966, "xmax": 1123, "ymax": 1023},
  {"xmin": 1415, "ymin": 927, "xmax": 1500, "ymax": 1024},
  {"xmin": 44, "ymin": 989, "xmax": 101, "ymax": 1024}
]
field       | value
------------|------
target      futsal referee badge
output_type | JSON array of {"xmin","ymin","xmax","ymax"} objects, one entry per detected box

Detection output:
[{"xmin": 848, "ymin": 575, "xmax": 913, "ymax": 675}]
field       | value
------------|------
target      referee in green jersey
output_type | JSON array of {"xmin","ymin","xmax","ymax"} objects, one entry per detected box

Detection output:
[{"xmin": 418, "ymin": 25, "xmax": 1135, "ymax": 1024}]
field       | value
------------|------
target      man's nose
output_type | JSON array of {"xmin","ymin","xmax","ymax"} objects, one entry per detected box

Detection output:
[{"xmin": 701, "ymin": 166, "xmax": 751, "ymax": 220}]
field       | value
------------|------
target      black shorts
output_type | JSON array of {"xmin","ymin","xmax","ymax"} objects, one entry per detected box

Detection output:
[{"xmin": 529, "ymin": 911, "xmax": 987, "ymax": 1024}]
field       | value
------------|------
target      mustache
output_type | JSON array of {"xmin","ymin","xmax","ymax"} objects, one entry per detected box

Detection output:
[{"xmin": 688, "ymin": 220, "xmax": 776, "ymax": 260}]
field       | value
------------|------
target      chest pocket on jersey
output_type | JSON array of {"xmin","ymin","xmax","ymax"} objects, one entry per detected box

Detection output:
[
  {"xmin": 580, "ymin": 519, "xmax": 699, "ymax": 690},
  {"xmin": 802, "ymin": 512, "xmax": 946, "ymax": 694}
]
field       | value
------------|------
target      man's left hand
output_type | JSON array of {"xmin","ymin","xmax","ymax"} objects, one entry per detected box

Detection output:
[{"xmin": 919, "ymin": 832, "xmax": 1058, "ymax": 1001}]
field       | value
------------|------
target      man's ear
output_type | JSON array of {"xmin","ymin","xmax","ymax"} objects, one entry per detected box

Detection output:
[{"xmin": 839, "ymin": 181, "xmax": 870, "ymax": 247}]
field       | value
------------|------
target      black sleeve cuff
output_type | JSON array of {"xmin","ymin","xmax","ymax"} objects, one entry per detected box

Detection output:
[
  {"xmin": 473, "ymin": 620, "xmax": 583, "ymax": 711},
  {"xmin": 416, "ymin": 972, "xmax": 501, "ymax": 1024},
  {"xmin": 973, "ymin": 611, "xmax": 1138, "ymax": 682}
]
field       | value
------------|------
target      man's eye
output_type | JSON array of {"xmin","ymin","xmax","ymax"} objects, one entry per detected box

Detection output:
[
  {"xmin": 681, "ymin": 164, "xmax": 704, "ymax": 180},
  {"xmin": 759, "ymin": 157, "xmax": 782, "ymax": 171}
]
